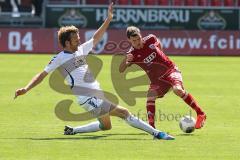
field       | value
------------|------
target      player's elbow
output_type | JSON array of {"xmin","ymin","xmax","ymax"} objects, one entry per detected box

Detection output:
[
  {"xmin": 119, "ymin": 61, "xmax": 130, "ymax": 73},
  {"xmin": 119, "ymin": 65, "xmax": 128, "ymax": 73},
  {"xmin": 34, "ymin": 71, "xmax": 48, "ymax": 83},
  {"xmin": 39, "ymin": 71, "xmax": 48, "ymax": 79},
  {"xmin": 92, "ymin": 33, "xmax": 102, "ymax": 46},
  {"xmin": 92, "ymin": 37, "xmax": 99, "ymax": 47},
  {"xmin": 119, "ymin": 67, "xmax": 125, "ymax": 73}
]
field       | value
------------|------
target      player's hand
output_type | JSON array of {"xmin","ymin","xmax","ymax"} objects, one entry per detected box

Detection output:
[
  {"xmin": 126, "ymin": 53, "xmax": 133, "ymax": 65},
  {"xmin": 14, "ymin": 88, "xmax": 27, "ymax": 99},
  {"xmin": 107, "ymin": 2, "xmax": 114, "ymax": 20}
]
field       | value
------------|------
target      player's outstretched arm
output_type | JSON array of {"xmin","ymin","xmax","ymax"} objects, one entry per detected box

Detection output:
[
  {"xmin": 14, "ymin": 71, "xmax": 48, "ymax": 99},
  {"xmin": 119, "ymin": 57, "xmax": 128, "ymax": 73},
  {"xmin": 92, "ymin": 2, "xmax": 113, "ymax": 46}
]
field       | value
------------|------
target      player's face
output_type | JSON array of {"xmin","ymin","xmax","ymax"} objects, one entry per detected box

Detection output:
[
  {"xmin": 69, "ymin": 33, "xmax": 80, "ymax": 52},
  {"xmin": 128, "ymin": 34, "xmax": 143, "ymax": 49}
]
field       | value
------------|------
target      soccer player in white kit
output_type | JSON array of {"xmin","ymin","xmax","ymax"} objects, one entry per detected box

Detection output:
[{"xmin": 14, "ymin": 3, "xmax": 174, "ymax": 140}]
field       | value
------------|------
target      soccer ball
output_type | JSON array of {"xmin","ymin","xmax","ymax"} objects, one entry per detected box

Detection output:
[{"xmin": 179, "ymin": 115, "xmax": 196, "ymax": 133}]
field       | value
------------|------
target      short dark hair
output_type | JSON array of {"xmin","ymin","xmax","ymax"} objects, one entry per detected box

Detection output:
[
  {"xmin": 57, "ymin": 25, "xmax": 79, "ymax": 47},
  {"xmin": 126, "ymin": 26, "xmax": 140, "ymax": 39}
]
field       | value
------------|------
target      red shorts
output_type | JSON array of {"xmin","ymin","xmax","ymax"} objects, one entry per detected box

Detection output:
[{"xmin": 148, "ymin": 71, "xmax": 183, "ymax": 98}]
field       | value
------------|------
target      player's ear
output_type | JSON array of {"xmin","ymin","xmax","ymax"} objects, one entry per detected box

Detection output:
[{"xmin": 65, "ymin": 40, "xmax": 70, "ymax": 47}]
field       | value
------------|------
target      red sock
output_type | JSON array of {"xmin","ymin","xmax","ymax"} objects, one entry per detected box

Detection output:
[
  {"xmin": 146, "ymin": 100, "xmax": 156, "ymax": 128},
  {"xmin": 181, "ymin": 93, "xmax": 204, "ymax": 115}
]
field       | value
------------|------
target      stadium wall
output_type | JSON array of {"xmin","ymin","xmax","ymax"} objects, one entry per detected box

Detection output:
[
  {"xmin": 0, "ymin": 28, "xmax": 239, "ymax": 56},
  {"xmin": 45, "ymin": 5, "xmax": 239, "ymax": 30}
]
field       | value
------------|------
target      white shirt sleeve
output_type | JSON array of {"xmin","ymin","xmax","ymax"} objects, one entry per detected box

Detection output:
[
  {"xmin": 76, "ymin": 38, "xmax": 94, "ymax": 56},
  {"xmin": 44, "ymin": 55, "xmax": 62, "ymax": 73}
]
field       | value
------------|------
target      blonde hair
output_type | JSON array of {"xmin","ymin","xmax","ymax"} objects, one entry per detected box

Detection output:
[
  {"xmin": 57, "ymin": 25, "xmax": 79, "ymax": 47},
  {"xmin": 126, "ymin": 26, "xmax": 140, "ymax": 39}
]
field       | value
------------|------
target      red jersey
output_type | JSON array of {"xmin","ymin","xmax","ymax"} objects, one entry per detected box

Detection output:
[{"xmin": 128, "ymin": 34, "xmax": 176, "ymax": 84}]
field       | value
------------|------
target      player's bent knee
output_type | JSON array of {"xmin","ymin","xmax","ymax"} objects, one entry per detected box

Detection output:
[
  {"xmin": 118, "ymin": 107, "xmax": 130, "ymax": 119},
  {"xmin": 173, "ymin": 87, "xmax": 185, "ymax": 97},
  {"xmin": 122, "ymin": 108, "xmax": 130, "ymax": 117},
  {"xmin": 100, "ymin": 122, "xmax": 112, "ymax": 130},
  {"xmin": 147, "ymin": 96, "xmax": 157, "ymax": 101}
]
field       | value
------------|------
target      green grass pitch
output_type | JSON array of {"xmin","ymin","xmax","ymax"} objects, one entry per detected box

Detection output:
[{"xmin": 0, "ymin": 54, "xmax": 240, "ymax": 160}]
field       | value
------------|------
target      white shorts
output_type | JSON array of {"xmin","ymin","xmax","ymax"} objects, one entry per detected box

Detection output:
[{"xmin": 77, "ymin": 95, "xmax": 113, "ymax": 117}]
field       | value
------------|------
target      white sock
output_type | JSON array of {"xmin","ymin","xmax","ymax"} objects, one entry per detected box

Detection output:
[
  {"xmin": 73, "ymin": 121, "xmax": 101, "ymax": 133},
  {"xmin": 125, "ymin": 115, "xmax": 161, "ymax": 136}
]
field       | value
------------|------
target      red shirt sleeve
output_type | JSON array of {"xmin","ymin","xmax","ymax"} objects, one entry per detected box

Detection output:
[{"xmin": 148, "ymin": 34, "xmax": 162, "ymax": 50}]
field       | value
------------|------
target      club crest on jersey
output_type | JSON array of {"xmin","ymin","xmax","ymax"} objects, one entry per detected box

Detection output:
[
  {"xmin": 143, "ymin": 52, "xmax": 156, "ymax": 64},
  {"xmin": 149, "ymin": 44, "xmax": 156, "ymax": 50}
]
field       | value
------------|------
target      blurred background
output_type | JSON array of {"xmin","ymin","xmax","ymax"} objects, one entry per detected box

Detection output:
[{"xmin": 0, "ymin": 0, "xmax": 239, "ymax": 55}]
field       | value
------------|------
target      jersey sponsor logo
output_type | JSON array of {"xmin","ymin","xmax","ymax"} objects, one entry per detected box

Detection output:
[
  {"xmin": 74, "ymin": 56, "xmax": 86, "ymax": 67},
  {"xmin": 143, "ymin": 52, "xmax": 156, "ymax": 64},
  {"xmin": 59, "ymin": 56, "xmax": 86, "ymax": 73}
]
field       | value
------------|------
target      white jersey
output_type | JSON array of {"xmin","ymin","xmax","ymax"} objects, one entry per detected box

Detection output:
[{"xmin": 44, "ymin": 39, "xmax": 100, "ymax": 93}]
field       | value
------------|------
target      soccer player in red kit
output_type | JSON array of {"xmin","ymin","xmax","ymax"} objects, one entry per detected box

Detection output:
[{"xmin": 119, "ymin": 26, "xmax": 206, "ymax": 129}]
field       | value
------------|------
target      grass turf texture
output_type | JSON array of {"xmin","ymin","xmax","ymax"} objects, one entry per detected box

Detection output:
[{"xmin": 0, "ymin": 54, "xmax": 240, "ymax": 160}]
